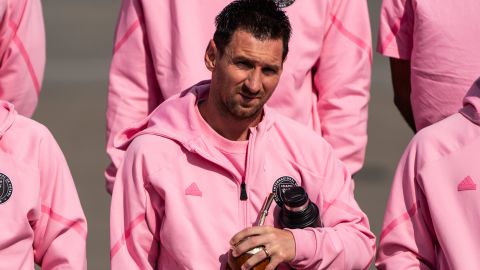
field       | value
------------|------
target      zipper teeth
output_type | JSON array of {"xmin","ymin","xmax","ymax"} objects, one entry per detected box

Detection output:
[{"xmin": 243, "ymin": 129, "xmax": 256, "ymax": 228}]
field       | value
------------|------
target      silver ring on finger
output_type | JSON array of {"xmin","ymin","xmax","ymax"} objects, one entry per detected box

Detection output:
[{"xmin": 262, "ymin": 247, "xmax": 270, "ymax": 258}]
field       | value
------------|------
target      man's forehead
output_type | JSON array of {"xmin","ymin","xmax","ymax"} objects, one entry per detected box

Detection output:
[
  {"xmin": 229, "ymin": 30, "xmax": 283, "ymax": 46},
  {"xmin": 224, "ymin": 30, "xmax": 284, "ymax": 63}
]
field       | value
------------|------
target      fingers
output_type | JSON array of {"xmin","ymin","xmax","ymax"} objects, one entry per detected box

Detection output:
[
  {"xmin": 230, "ymin": 226, "xmax": 268, "ymax": 247},
  {"xmin": 229, "ymin": 226, "xmax": 295, "ymax": 270},
  {"xmin": 239, "ymin": 247, "xmax": 270, "ymax": 270},
  {"xmin": 265, "ymin": 255, "xmax": 283, "ymax": 270},
  {"xmin": 228, "ymin": 247, "xmax": 270, "ymax": 270},
  {"xmin": 230, "ymin": 227, "xmax": 272, "ymax": 257},
  {"xmin": 239, "ymin": 246, "xmax": 284, "ymax": 270}
]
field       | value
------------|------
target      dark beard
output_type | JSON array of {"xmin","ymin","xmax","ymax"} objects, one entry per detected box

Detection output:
[{"xmin": 220, "ymin": 96, "xmax": 263, "ymax": 122}]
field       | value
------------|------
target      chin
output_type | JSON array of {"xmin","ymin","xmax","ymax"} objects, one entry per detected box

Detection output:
[{"xmin": 231, "ymin": 108, "xmax": 262, "ymax": 120}]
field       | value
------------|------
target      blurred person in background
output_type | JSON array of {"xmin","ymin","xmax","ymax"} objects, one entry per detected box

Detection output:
[
  {"xmin": 110, "ymin": 1, "xmax": 375, "ymax": 269},
  {"xmin": 0, "ymin": 100, "xmax": 87, "ymax": 269},
  {"xmin": 105, "ymin": 0, "xmax": 372, "ymax": 193},
  {"xmin": 0, "ymin": 0, "xmax": 45, "ymax": 117},
  {"xmin": 377, "ymin": 0, "xmax": 480, "ymax": 132},
  {"xmin": 376, "ymin": 77, "xmax": 480, "ymax": 269}
]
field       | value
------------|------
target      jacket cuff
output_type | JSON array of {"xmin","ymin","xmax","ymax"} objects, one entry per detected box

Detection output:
[
  {"xmin": 286, "ymin": 228, "xmax": 317, "ymax": 266},
  {"xmin": 287, "ymin": 227, "xmax": 345, "ymax": 268}
]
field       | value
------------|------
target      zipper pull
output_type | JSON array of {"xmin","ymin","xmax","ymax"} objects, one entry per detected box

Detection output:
[{"xmin": 240, "ymin": 182, "xmax": 248, "ymax": 201}]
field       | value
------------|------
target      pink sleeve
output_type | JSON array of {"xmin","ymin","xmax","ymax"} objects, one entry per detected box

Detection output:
[
  {"xmin": 288, "ymin": 149, "xmax": 376, "ymax": 269},
  {"xmin": 377, "ymin": 0, "xmax": 414, "ymax": 59},
  {"xmin": 375, "ymin": 141, "xmax": 436, "ymax": 269},
  {"xmin": 0, "ymin": 0, "xmax": 45, "ymax": 117},
  {"xmin": 110, "ymin": 138, "xmax": 161, "ymax": 269},
  {"xmin": 106, "ymin": 0, "xmax": 162, "ymax": 193},
  {"xmin": 33, "ymin": 127, "xmax": 87, "ymax": 269},
  {"xmin": 314, "ymin": 0, "xmax": 371, "ymax": 175}
]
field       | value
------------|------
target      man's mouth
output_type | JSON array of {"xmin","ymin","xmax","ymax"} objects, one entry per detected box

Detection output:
[{"xmin": 239, "ymin": 92, "xmax": 260, "ymax": 100}]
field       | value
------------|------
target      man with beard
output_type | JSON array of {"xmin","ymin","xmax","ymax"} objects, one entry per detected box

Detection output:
[{"xmin": 110, "ymin": 1, "xmax": 375, "ymax": 269}]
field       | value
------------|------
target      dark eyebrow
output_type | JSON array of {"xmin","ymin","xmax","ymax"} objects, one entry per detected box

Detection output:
[
  {"xmin": 231, "ymin": 56, "xmax": 254, "ymax": 64},
  {"xmin": 264, "ymin": 63, "xmax": 281, "ymax": 72},
  {"xmin": 231, "ymin": 56, "xmax": 281, "ymax": 71}
]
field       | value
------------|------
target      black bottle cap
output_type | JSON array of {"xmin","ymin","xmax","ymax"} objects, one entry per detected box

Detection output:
[
  {"xmin": 279, "ymin": 186, "xmax": 320, "ymax": 229},
  {"xmin": 283, "ymin": 186, "xmax": 308, "ymax": 208}
]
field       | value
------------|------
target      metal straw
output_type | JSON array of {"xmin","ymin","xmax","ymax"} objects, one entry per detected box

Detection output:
[{"xmin": 257, "ymin": 193, "xmax": 275, "ymax": 226}]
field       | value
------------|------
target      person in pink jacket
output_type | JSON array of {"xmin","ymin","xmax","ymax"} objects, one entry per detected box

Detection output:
[
  {"xmin": 110, "ymin": 1, "xmax": 375, "ymax": 269},
  {"xmin": 377, "ymin": 0, "xmax": 480, "ymax": 131},
  {"xmin": 376, "ymin": 77, "xmax": 480, "ymax": 269},
  {"xmin": 0, "ymin": 0, "xmax": 45, "ymax": 117},
  {"xmin": 0, "ymin": 100, "xmax": 87, "ymax": 269},
  {"xmin": 105, "ymin": 0, "xmax": 372, "ymax": 193}
]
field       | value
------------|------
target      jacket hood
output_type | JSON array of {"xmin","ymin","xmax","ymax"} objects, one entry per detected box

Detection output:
[
  {"xmin": 460, "ymin": 77, "xmax": 480, "ymax": 126},
  {"xmin": 0, "ymin": 100, "xmax": 16, "ymax": 138},
  {"xmin": 114, "ymin": 80, "xmax": 274, "ymax": 151}
]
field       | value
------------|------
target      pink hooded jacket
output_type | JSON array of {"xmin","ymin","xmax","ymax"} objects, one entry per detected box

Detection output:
[
  {"xmin": 0, "ymin": 0, "xmax": 45, "ymax": 117},
  {"xmin": 0, "ymin": 101, "xmax": 87, "ymax": 269},
  {"xmin": 376, "ymin": 78, "xmax": 480, "ymax": 269},
  {"xmin": 105, "ymin": 0, "xmax": 372, "ymax": 192},
  {"xmin": 110, "ymin": 81, "xmax": 375, "ymax": 270},
  {"xmin": 377, "ymin": 0, "xmax": 480, "ymax": 130}
]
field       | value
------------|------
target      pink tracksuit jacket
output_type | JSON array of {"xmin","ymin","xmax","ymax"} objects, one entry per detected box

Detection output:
[
  {"xmin": 0, "ymin": 101, "xmax": 87, "ymax": 269},
  {"xmin": 377, "ymin": 0, "xmax": 480, "ymax": 130},
  {"xmin": 110, "ymin": 81, "xmax": 375, "ymax": 270},
  {"xmin": 0, "ymin": 0, "xmax": 45, "ymax": 117},
  {"xmin": 376, "ymin": 78, "xmax": 480, "ymax": 269},
  {"xmin": 106, "ymin": 0, "xmax": 372, "ymax": 192}
]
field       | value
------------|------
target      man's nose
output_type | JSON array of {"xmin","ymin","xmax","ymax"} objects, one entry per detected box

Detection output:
[{"xmin": 245, "ymin": 69, "xmax": 262, "ymax": 93}]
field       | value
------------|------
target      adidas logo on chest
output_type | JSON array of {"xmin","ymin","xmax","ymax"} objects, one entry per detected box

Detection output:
[{"xmin": 458, "ymin": 176, "xmax": 477, "ymax": 191}]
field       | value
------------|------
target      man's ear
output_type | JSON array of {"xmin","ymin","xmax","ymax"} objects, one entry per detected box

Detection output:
[{"xmin": 205, "ymin": 39, "xmax": 217, "ymax": 71}]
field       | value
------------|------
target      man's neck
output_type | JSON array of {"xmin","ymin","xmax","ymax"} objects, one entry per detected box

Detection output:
[{"xmin": 198, "ymin": 100, "xmax": 261, "ymax": 141}]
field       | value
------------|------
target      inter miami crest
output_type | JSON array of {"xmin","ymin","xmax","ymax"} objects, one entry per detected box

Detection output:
[
  {"xmin": 274, "ymin": 0, "xmax": 296, "ymax": 8},
  {"xmin": 0, "ymin": 173, "xmax": 13, "ymax": 204},
  {"xmin": 272, "ymin": 176, "xmax": 298, "ymax": 206}
]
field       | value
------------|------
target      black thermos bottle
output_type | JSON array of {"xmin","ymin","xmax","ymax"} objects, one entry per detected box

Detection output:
[{"xmin": 279, "ymin": 186, "xmax": 321, "ymax": 229}]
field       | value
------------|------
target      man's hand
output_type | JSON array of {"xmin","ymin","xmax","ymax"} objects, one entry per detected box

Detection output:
[{"xmin": 229, "ymin": 226, "xmax": 296, "ymax": 270}]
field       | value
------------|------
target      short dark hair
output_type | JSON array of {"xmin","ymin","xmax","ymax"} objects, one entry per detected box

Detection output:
[{"xmin": 213, "ymin": 0, "xmax": 292, "ymax": 61}]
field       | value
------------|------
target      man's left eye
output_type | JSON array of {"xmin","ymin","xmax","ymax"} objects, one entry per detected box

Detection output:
[
  {"xmin": 235, "ymin": 62, "xmax": 252, "ymax": 69},
  {"xmin": 263, "ymin": 68, "xmax": 276, "ymax": 75}
]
